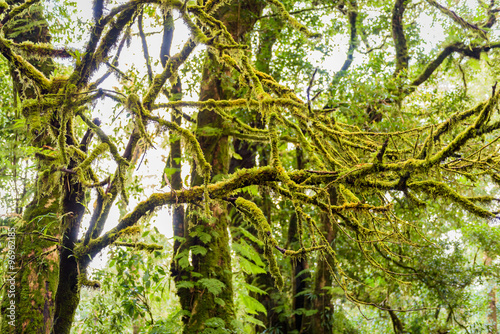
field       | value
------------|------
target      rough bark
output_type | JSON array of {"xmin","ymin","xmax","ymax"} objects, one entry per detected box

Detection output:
[
  {"xmin": 485, "ymin": 253, "xmax": 498, "ymax": 334},
  {"xmin": 163, "ymin": 7, "xmax": 188, "ymax": 326},
  {"xmin": 310, "ymin": 191, "xmax": 338, "ymax": 334},
  {"xmin": 172, "ymin": 1, "xmax": 265, "ymax": 332},
  {"xmin": 287, "ymin": 147, "xmax": 310, "ymax": 333},
  {"xmin": 388, "ymin": 309, "xmax": 405, "ymax": 334},
  {"xmin": 0, "ymin": 2, "xmax": 59, "ymax": 332},
  {"xmin": 392, "ymin": 0, "xmax": 409, "ymax": 78}
]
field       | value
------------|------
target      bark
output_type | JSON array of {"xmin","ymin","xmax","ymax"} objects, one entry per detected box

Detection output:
[
  {"xmin": 388, "ymin": 309, "xmax": 405, "ymax": 334},
  {"xmin": 310, "ymin": 191, "xmax": 338, "ymax": 334},
  {"xmin": 51, "ymin": 173, "xmax": 85, "ymax": 334},
  {"xmin": 287, "ymin": 147, "xmax": 310, "ymax": 333},
  {"xmin": 163, "ymin": 8, "xmax": 188, "ymax": 326},
  {"xmin": 0, "ymin": 2, "xmax": 59, "ymax": 332},
  {"xmin": 288, "ymin": 211, "xmax": 309, "ymax": 332},
  {"xmin": 485, "ymin": 253, "xmax": 498, "ymax": 334},
  {"xmin": 171, "ymin": 1, "xmax": 265, "ymax": 332},
  {"xmin": 392, "ymin": 0, "xmax": 409, "ymax": 78}
]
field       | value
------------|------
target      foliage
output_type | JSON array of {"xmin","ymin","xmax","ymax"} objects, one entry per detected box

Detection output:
[{"xmin": 0, "ymin": 0, "xmax": 500, "ymax": 333}]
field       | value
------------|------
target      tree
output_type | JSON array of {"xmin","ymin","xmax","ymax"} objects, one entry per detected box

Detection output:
[{"xmin": 1, "ymin": 0, "xmax": 500, "ymax": 333}]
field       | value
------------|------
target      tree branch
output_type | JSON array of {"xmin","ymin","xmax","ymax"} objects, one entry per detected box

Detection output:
[
  {"xmin": 138, "ymin": 8, "xmax": 153, "ymax": 83},
  {"xmin": 426, "ymin": 0, "xmax": 488, "ymax": 38}
]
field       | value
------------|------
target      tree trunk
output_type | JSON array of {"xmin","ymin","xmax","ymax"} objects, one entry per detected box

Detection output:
[
  {"xmin": 485, "ymin": 253, "xmax": 498, "ymax": 334},
  {"xmin": 288, "ymin": 147, "xmax": 310, "ymax": 333},
  {"xmin": 0, "ymin": 3, "xmax": 60, "ymax": 332},
  {"xmin": 310, "ymin": 192, "xmax": 338, "ymax": 334},
  {"xmin": 171, "ymin": 1, "xmax": 265, "ymax": 332},
  {"xmin": 388, "ymin": 309, "xmax": 405, "ymax": 334}
]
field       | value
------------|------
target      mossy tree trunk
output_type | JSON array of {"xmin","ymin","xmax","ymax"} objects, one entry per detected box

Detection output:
[
  {"xmin": 287, "ymin": 147, "xmax": 310, "ymax": 333},
  {"xmin": 179, "ymin": 52, "xmax": 235, "ymax": 331},
  {"xmin": 170, "ymin": 1, "xmax": 264, "ymax": 332},
  {"xmin": 485, "ymin": 253, "xmax": 498, "ymax": 334},
  {"xmin": 0, "ymin": 2, "xmax": 61, "ymax": 332},
  {"xmin": 310, "ymin": 193, "xmax": 338, "ymax": 334}
]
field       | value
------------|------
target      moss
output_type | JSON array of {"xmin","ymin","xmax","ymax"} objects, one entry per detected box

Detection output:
[
  {"xmin": 113, "ymin": 241, "xmax": 163, "ymax": 251},
  {"xmin": 241, "ymin": 55, "xmax": 268, "ymax": 101},
  {"xmin": 78, "ymin": 273, "xmax": 101, "ymax": 289},
  {"xmin": 1, "ymin": 181, "xmax": 62, "ymax": 332},
  {"xmin": 408, "ymin": 180, "xmax": 494, "ymax": 218},
  {"xmin": 142, "ymin": 38, "xmax": 197, "ymax": 109},
  {"xmin": 339, "ymin": 184, "xmax": 360, "ymax": 203},
  {"xmin": 284, "ymin": 245, "xmax": 326, "ymax": 258},
  {"xmin": 234, "ymin": 197, "xmax": 284, "ymax": 289},
  {"xmin": 146, "ymin": 113, "xmax": 211, "ymax": 180},
  {"xmin": 0, "ymin": 37, "xmax": 52, "ymax": 91},
  {"xmin": 266, "ymin": 0, "xmax": 322, "ymax": 39},
  {"xmin": 77, "ymin": 111, "xmax": 130, "ymax": 167}
]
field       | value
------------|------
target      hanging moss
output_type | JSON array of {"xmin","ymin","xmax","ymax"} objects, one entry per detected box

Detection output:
[
  {"xmin": 409, "ymin": 180, "xmax": 495, "ymax": 218},
  {"xmin": 265, "ymin": 0, "xmax": 322, "ymax": 39},
  {"xmin": 113, "ymin": 241, "xmax": 163, "ymax": 252},
  {"xmin": 234, "ymin": 197, "xmax": 284, "ymax": 290}
]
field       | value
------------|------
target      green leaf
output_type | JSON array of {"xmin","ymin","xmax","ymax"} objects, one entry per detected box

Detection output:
[
  {"xmin": 214, "ymin": 297, "xmax": 225, "ymax": 306},
  {"xmin": 198, "ymin": 278, "xmax": 226, "ymax": 296},
  {"xmin": 238, "ymin": 257, "xmax": 266, "ymax": 275},
  {"xmin": 190, "ymin": 245, "xmax": 208, "ymax": 256},
  {"xmin": 237, "ymin": 227, "xmax": 264, "ymax": 247},
  {"xmin": 244, "ymin": 315, "xmax": 265, "ymax": 327},
  {"xmin": 241, "ymin": 294, "xmax": 267, "ymax": 315},
  {"xmin": 176, "ymin": 281, "xmax": 194, "ymax": 289},
  {"xmin": 175, "ymin": 250, "xmax": 190, "ymax": 269},
  {"xmin": 233, "ymin": 241, "xmax": 265, "ymax": 267},
  {"xmin": 243, "ymin": 283, "xmax": 267, "ymax": 295},
  {"xmin": 204, "ymin": 317, "xmax": 225, "ymax": 328}
]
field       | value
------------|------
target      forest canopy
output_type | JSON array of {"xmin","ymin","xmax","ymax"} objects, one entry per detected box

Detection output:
[{"xmin": 0, "ymin": 0, "xmax": 500, "ymax": 333}]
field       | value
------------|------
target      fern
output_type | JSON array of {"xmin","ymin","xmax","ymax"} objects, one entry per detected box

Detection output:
[{"xmin": 198, "ymin": 278, "xmax": 225, "ymax": 296}]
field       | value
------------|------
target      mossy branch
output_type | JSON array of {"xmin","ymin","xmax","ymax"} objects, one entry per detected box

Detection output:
[
  {"xmin": 233, "ymin": 197, "xmax": 284, "ymax": 290},
  {"xmin": 265, "ymin": 0, "xmax": 321, "ymax": 39},
  {"xmin": 78, "ymin": 273, "xmax": 101, "ymax": 289},
  {"xmin": 408, "ymin": 180, "xmax": 494, "ymax": 218},
  {"xmin": 11, "ymin": 41, "xmax": 74, "ymax": 59},
  {"xmin": 77, "ymin": 112, "xmax": 130, "ymax": 168},
  {"xmin": 426, "ymin": 0, "xmax": 488, "ymax": 38},
  {"xmin": 428, "ymin": 90, "xmax": 500, "ymax": 165},
  {"xmin": 0, "ymin": 0, "xmax": 39, "ymax": 26},
  {"xmin": 73, "ymin": 143, "xmax": 109, "ymax": 182},
  {"xmin": 142, "ymin": 38, "xmax": 197, "ymax": 109},
  {"xmin": 0, "ymin": 37, "xmax": 51, "ymax": 91},
  {"xmin": 113, "ymin": 241, "xmax": 163, "ymax": 251}
]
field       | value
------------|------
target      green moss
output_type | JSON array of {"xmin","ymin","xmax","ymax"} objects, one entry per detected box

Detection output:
[
  {"xmin": 77, "ymin": 111, "xmax": 130, "ymax": 167},
  {"xmin": 113, "ymin": 241, "xmax": 163, "ymax": 252},
  {"xmin": 234, "ymin": 197, "xmax": 283, "ymax": 289},
  {"xmin": 78, "ymin": 273, "xmax": 101, "ymax": 289},
  {"xmin": 409, "ymin": 180, "xmax": 494, "ymax": 218},
  {"xmin": 266, "ymin": 0, "xmax": 322, "ymax": 39},
  {"xmin": 339, "ymin": 184, "xmax": 360, "ymax": 203}
]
